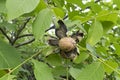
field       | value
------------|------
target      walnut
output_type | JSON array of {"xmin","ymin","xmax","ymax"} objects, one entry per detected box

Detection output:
[{"xmin": 58, "ymin": 37, "xmax": 76, "ymax": 52}]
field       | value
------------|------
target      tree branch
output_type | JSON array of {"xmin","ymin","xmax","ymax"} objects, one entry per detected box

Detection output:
[
  {"xmin": 11, "ymin": 17, "xmax": 31, "ymax": 45},
  {"xmin": 15, "ymin": 38, "xmax": 35, "ymax": 48},
  {"xmin": 17, "ymin": 17, "xmax": 31, "ymax": 37},
  {"xmin": 18, "ymin": 34, "xmax": 33, "ymax": 39},
  {"xmin": 0, "ymin": 28, "xmax": 12, "ymax": 43}
]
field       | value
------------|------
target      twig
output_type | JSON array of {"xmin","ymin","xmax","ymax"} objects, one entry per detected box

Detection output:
[
  {"xmin": 11, "ymin": 17, "xmax": 31, "ymax": 45},
  {"xmin": 63, "ymin": 15, "xmax": 68, "ymax": 20},
  {"xmin": 15, "ymin": 38, "xmax": 35, "ymax": 48},
  {"xmin": 45, "ymin": 25, "xmax": 55, "ymax": 32},
  {"xmin": 17, "ymin": 18, "xmax": 31, "ymax": 37},
  {"xmin": 18, "ymin": 34, "xmax": 33, "ymax": 39},
  {"xmin": 0, "ymin": 28, "xmax": 12, "ymax": 43}
]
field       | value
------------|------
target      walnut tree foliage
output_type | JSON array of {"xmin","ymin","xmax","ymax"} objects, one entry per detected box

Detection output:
[{"xmin": 0, "ymin": 0, "xmax": 120, "ymax": 80}]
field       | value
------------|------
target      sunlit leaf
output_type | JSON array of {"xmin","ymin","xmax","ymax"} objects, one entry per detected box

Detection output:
[
  {"xmin": 6, "ymin": 0, "xmax": 40, "ymax": 20},
  {"xmin": 113, "ymin": 0, "xmax": 120, "ymax": 9},
  {"xmin": 68, "ymin": 11, "xmax": 79, "ymax": 20},
  {"xmin": 113, "ymin": 43, "xmax": 120, "ymax": 55},
  {"xmin": 32, "ymin": 0, "xmax": 47, "ymax": 15},
  {"xmin": 101, "ymin": 21, "xmax": 114, "ymax": 34},
  {"xmin": 86, "ymin": 20, "xmax": 103, "ymax": 46},
  {"xmin": 52, "ymin": 0, "xmax": 64, "ymax": 7},
  {"xmin": 97, "ymin": 10, "xmax": 118, "ymax": 23},
  {"xmin": 53, "ymin": 7, "xmax": 65, "ymax": 18},
  {"xmin": 91, "ymin": 3, "xmax": 101, "ymax": 13},
  {"xmin": 32, "ymin": 8, "xmax": 53, "ymax": 40},
  {"xmin": 96, "ymin": 46, "xmax": 108, "ymax": 57},
  {"xmin": 66, "ymin": 0, "xmax": 84, "ymax": 9},
  {"xmin": 32, "ymin": 59, "xmax": 54, "ymax": 80},
  {"xmin": 72, "ymin": 15, "xmax": 92, "ymax": 23},
  {"xmin": 103, "ymin": 60, "xmax": 118, "ymax": 74}
]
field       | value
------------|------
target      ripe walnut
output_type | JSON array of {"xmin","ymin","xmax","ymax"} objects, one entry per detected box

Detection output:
[{"xmin": 58, "ymin": 37, "xmax": 76, "ymax": 52}]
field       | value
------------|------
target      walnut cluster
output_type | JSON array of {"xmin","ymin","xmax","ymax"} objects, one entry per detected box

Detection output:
[{"xmin": 47, "ymin": 20, "xmax": 83, "ymax": 60}]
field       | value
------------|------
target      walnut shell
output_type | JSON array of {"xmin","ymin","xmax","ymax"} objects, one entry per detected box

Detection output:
[{"xmin": 58, "ymin": 37, "xmax": 76, "ymax": 52}]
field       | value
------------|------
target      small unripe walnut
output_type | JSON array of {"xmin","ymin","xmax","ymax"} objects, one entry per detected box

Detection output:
[{"xmin": 58, "ymin": 37, "xmax": 76, "ymax": 52}]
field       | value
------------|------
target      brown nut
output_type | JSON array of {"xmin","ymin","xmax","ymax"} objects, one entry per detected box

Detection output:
[{"xmin": 58, "ymin": 37, "xmax": 76, "ymax": 52}]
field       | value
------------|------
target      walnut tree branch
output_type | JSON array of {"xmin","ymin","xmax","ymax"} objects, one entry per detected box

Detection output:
[
  {"xmin": 18, "ymin": 34, "xmax": 33, "ymax": 39},
  {"xmin": 11, "ymin": 17, "xmax": 31, "ymax": 45},
  {"xmin": 15, "ymin": 38, "xmax": 35, "ymax": 48},
  {"xmin": 0, "ymin": 28, "xmax": 12, "ymax": 43}
]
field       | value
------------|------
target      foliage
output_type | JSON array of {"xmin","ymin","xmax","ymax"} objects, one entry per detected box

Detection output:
[{"xmin": 0, "ymin": 0, "xmax": 120, "ymax": 80}]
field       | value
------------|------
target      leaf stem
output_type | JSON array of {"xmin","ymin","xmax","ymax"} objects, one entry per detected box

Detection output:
[
  {"xmin": 66, "ymin": 59, "xmax": 69, "ymax": 80},
  {"xmin": 89, "ymin": 52, "xmax": 120, "ymax": 75},
  {"xmin": 5, "ymin": 50, "xmax": 41, "ymax": 76}
]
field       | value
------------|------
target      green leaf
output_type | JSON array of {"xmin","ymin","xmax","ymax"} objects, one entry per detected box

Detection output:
[
  {"xmin": 32, "ymin": 59, "xmax": 54, "ymax": 80},
  {"xmin": 86, "ymin": 44, "xmax": 98, "ymax": 57},
  {"xmin": 32, "ymin": 0, "xmax": 47, "ymax": 15},
  {"xmin": 0, "ymin": 74, "xmax": 15, "ymax": 80},
  {"xmin": 76, "ymin": 62, "xmax": 104, "ymax": 80},
  {"xmin": 65, "ymin": 20, "xmax": 87, "ymax": 33},
  {"xmin": 101, "ymin": 21, "xmax": 114, "ymax": 34},
  {"xmin": 113, "ymin": 43, "xmax": 120, "ymax": 55},
  {"xmin": 66, "ymin": 0, "xmax": 84, "ymax": 9},
  {"xmin": 0, "ymin": 69, "xmax": 8, "ymax": 77},
  {"xmin": 52, "ymin": 66, "xmax": 66, "ymax": 79},
  {"xmin": 45, "ymin": 54, "xmax": 62, "ymax": 66},
  {"xmin": 113, "ymin": 0, "xmax": 120, "ymax": 9},
  {"xmin": 84, "ymin": 2, "xmax": 101, "ymax": 13},
  {"xmin": 69, "ymin": 67, "xmax": 81, "ymax": 79},
  {"xmin": 96, "ymin": 46, "xmax": 108, "ymax": 56},
  {"xmin": 0, "ymin": 0, "xmax": 7, "ymax": 13},
  {"xmin": 0, "ymin": 21, "xmax": 17, "ymax": 31},
  {"xmin": 53, "ymin": 7, "xmax": 65, "ymax": 18},
  {"xmin": 103, "ymin": 60, "xmax": 118, "ymax": 74},
  {"xmin": 52, "ymin": 0, "xmax": 64, "ymax": 7},
  {"xmin": 97, "ymin": 10, "xmax": 118, "ymax": 23},
  {"xmin": 68, "ymin": 11, "xmax": 79, "ymax": 20},
  {"xmin": 0, "ymin": 40, "xmax": 21, "ymax": 69},
  {"xmin": 6, "ymin": 0, "xmax": 40, "ymax": 20},
  {"xmin": 72, "ymin": 15, "xmax": 92, "ymax": 23},
  {"xmin": 86, "ymin": 20, "xmax": 103, "ymax": 46},
  {"xmin": 73, "ymin": 51, "xmax": 89, "ymax": 64},
  {"xmin": 32, "ymin": 8, "xmax": 53, "ymax": 40},
  {"xmin": 91, "ymin": 3, "xmax": 101, "ymax": 13}
]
